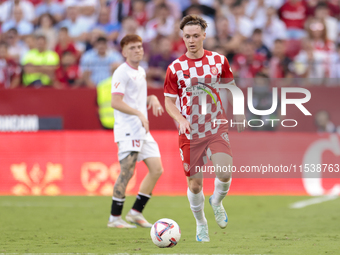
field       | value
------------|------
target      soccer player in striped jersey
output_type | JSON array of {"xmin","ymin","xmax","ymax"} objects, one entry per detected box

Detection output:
[
  {"xmin": 108, "ymin": 34, "xmax": 164, "ymax": 228},
  {"xmin": 164, "ymin": 15, "xmax": 246, "ymax": 242}
]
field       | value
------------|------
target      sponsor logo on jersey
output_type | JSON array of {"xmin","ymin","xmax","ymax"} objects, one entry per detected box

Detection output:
[{"xmin": 113, "ymin": 82, "xmax": 120, "ymax": 88}]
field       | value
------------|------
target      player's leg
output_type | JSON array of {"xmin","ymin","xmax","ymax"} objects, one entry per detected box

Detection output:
[
  {"xmin": 182, "ymin": 132, "xmax": 210, "ymax": 242},
  {"xmin": 108, "ymin": 148, "xmax": 139, "ymax": 228},
  {"xmin": 126, "ymin": 157, "xmax": 163, "ymax": 227},
  {"xmin": 208, "ymin": 134, "xmax": 233, "ymax": 229},
  {"xmin": 126, "ymin": 136, "xmax": 163, "ymax": 227},
  {"xmin": 187, "ymin": 173, "xmax": 210, "ymax": 242}
]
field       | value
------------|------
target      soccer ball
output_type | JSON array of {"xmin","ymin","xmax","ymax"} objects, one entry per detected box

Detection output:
[{"xmin": 150, "ymin": 218, "xmax": 181, "ymax": 248}]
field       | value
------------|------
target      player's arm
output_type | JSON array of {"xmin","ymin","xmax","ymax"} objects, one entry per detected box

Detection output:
[
  {"xmin": 111, "ymin": 94, "xmax": 149, "ymax": 133},
  {"xmin": 222, "ymin": 58, "xmax": 246, "ymax": 133},
  {"xmin": 147, "ymin": 95, "xmax": 164, "ymax": 117},
  {"xmin": 164, "ymin": 96, "xmax": 190, "ymax": 135},
  {"xmin": 164, "ymin": 66, "xmax": 191, "ymax": 134}
]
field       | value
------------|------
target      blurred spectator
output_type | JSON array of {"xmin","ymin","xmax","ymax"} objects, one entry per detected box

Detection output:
[
  {"xmin": 314, "ymin": 2, "xmax": 338, "ymax": 42},
  {"xmin": 293, "ymin": 38, "xmax": 329, "ymax": 85},
  {"xmin": 278, "ymin": 0, "xmax": 307, "ymax": 39},
  {"xmin": 260, "ymin": 6, "xmax": 287, "ymax": 50},
  {"xmin": 314, "ymin": 110, "xmax": 339, "ymax": 133},
  {"xmin": 6, "ymin": 28, "xmax": 29, "ymax": 62},
  {"xmin": 169, "ymin": 19, "xmax": 187, "ymax": 57},
  {"xmin": 116, "ymin": 16, "xmax": 145, "ymax": 43},
  {"xmin": 0, "ymin": 0, "xmax": 35, "ymax": 22},
  {"xmin": 91, "ymin": 7, "xmax": 120, "ymax": 43},
  {"xmin": 55, "ymin": 51, "xmax": 82, "ymax": 88},
  {"xmin": 1, "ymin": 5, "xmax": 34, "ymax": 36},
  {"xmin": 184, "ymin": 0, "xmax": 216, "ymax": 17},
  {"xmin": 146, "ymin": 0, "xmax": 181, "ymax": 20},
  {"xmin": 131, "ymin": 0, "xmax": 148, "ymax": 27},
  {"xmin": 246, "ymin": 0, "xmax": 267, "ymax": 27},
  {"xmin": 58, "ymin": 5, "xmax": 92, "ymax": 52},
  {"xmin": 144, "ymin": 3, "xmax": 175, "ymax": 42},
  {"xmin": 84, "ymin": 28, "xmax": 106, "ymax": 52},
  {"xmin": 252, "ymin": 28, "xmax": 271, "ymax": 60},
  {"xmin": 232, "ymin": 39, "xmax": 267, "ymax": 85},
  {"xmin": 21, "ymin": 35, "xmax": 60, "ymax": 87},
  {"xmin": 306, "ymin": 0, "xmax": 340, "ymax": 18},
  {"xmin": 64, "ymin": 0, "xmax": 98, "ymax": 27},
  {"xmin": 35, "ymin": 13, "xmax": 58, "ymax": 50},
  {"xmin": 185, "ymin": 4, "xmax": 216, "ymax": 39},
  {"xmin": 247, "ymin": 72, "xmax": 280, "ymax": 131},
  {"xmin": 35, "ymin": 0, "xmax": 65, "ymax": 23},
  {"xmin": 110, "ymin": 0, "xmax": 131, "ymax": 24},
  {"xmin": 307, "ymin": 18, "xmax": 334, "ymax": 52},
  {"xmin": 147, "ymin": 36, "xmax": 177, "ymax": 87},
  {"xmin": 246, "ymin": 0, "xmax": 285, "ymax": 24},
  {"xmin": 80, "ymin": 36, "xmax": 123, "ymax": 87},
  {"xmin": 227, "ymin": 0, "xmax": 254, "ymax": 38},
  {"xmin": 0, "ymin": 42, "xmax": 21, "ymax": 88},
  {"xmin": 268, "ymin": 39, "xmax": 293, "ymax": 79},
  {"xmin": 204, "ymin": 16, "xmax": 241, "ymax": 61},
  {"xmin": 55, "ymin": 27, "xmax": 79, "ymax": 60}
]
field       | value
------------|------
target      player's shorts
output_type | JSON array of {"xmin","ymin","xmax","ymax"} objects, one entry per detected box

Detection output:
[
  {"xmin": 179, "ymin": 128, "xmax": 232, "ymax": 177},
  {"xmin": 117, "ymin": 133, "xmax": 160, "ymax": 162}
]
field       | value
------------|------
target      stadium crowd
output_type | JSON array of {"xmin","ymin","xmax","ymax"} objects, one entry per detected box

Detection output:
[{"xmin": 0, "ymin": 0, "xmax": 340, "ymax": 89}]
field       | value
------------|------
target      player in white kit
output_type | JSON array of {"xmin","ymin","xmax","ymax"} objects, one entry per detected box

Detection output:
[{"xmin": 107, "ymin": 34, "xmax": 164, "ymax": 228}]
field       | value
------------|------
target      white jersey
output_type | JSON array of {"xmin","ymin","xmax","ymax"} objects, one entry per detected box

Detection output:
[{"xmin": 111, "ymin": 62, "xmax": 150, "ymax": 142}]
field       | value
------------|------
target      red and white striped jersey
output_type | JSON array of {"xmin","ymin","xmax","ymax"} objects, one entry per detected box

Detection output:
[{"xmin": 164, "ymin": 50, "xmax": 234, "ymax": 139}]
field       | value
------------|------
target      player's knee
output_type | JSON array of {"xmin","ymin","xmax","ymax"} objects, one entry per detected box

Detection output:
[
  {"xmin": 216, "ymin": 171, "xmax": 231, "ymax": 182},
  {"xmin": 189, "ymin": 181, "xmax": 203, "ymax": 194},
  {"xmin": 151, "ymin": 166, "xmax": 163, "ymax": 178}
]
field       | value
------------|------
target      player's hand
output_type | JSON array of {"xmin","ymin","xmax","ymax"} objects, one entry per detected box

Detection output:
[
  {"xmin": 138, "ymin": 112, "xmax": 149, "ymax": 133},
  {"xmin": 178, "ymin": 118, "xmax": 191, "ymax": 135},
  {"xmin": 233, "ymin": 114, "xmax": 247, "ymax": 133},
  {"xmin": 147, "ymin": 95, "xmax": 164, "ymax": 117}
]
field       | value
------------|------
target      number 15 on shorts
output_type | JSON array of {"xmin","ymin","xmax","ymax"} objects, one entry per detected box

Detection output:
[{"xmin": 132, "ymin": 140, "xmax": 140, "ymax": 147}]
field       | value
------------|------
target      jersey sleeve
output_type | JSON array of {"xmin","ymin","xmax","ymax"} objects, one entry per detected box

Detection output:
[
  {"xmin": 111, "ymin": 67, "xmax": 127, "ymax": 95},
  {"xmin": 164, "ymin": 66, "xmax": 178, "ymax": 98},
  {"xmin": 221, "ymin": 57, "xmax": 234, "ymax": 85}
]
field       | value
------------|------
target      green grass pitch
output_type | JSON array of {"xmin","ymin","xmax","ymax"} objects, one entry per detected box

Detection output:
[{"xmin": 0, "ymin": 196, "xmax": 339, "ymax": 254}]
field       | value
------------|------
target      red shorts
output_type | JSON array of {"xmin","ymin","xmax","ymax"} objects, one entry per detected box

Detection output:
[{"xmin": 179, "ymin": 128, "xmax": 233, "ymax": 177}]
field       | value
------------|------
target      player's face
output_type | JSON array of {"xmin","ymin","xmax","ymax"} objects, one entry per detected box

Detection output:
[
  {"xmin": 182, "ymin": 25, "xmax": 206, "ymax": 55},
  {"xmin": 123, "ymin": 41, "xmax": 144, "ymax": 63}
]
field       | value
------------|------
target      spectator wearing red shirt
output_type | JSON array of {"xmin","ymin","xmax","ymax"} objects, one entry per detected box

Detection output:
[
  {"xmin": 55, "ymin": 27, "xmax": 79, "ymax": 61},
  {"xmin": 232, "ymin": 39, "xmax": 267, "ymax": 87},
  {"xmin": 306, "ymin": 0, "xmax": 340, "ymax": 19},
  {"xmin": 278, "ymin": 0, "xmax": 308, "ymax": 39},
  {"xmin": 0, "ymin": 42, "xmax": 21, "ymax": 88},
  {"xmin": 131, "ymin": 0, "xmax": 148, "ymax": 27},
  {"xmin": 55, "ymin": 51, "xmax": 82, "ymax": 88}
]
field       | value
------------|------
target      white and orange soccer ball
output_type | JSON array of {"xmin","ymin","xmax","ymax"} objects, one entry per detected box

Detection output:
[{"xmin": 150, "ymin": 218, "xmax": 181, "ymax": 248}]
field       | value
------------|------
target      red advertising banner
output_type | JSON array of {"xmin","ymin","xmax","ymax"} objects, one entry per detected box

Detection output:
[{"xmin": 0, "ymin": 131, "xmax": 339, "ymax": 196}]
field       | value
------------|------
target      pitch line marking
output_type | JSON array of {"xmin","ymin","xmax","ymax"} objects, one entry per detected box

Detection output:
[{"xmin": 289, "ymin": 195, "xmax": 338, "ymax": 209}]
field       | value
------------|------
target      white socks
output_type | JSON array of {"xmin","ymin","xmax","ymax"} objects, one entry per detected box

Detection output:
[
  {"xmin": 211, "ymin": 178, "xmax": 231, "ymax": 206},
  {"xmin": 187, "ymin": 188, "xmax": 207, "ymax": 226}
]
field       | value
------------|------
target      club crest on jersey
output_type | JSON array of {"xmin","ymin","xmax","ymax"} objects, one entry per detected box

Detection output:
[
  {"xmin": 221, "ymin": 132, "xmax": 230, "ymax": 143},
  {"xmin": 183, "ymin": 163, "xmax": 190, "ymax": 172},
  {"xmin": 210, "ymin": 66, "xmax": 218, "ymax": 75}
]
